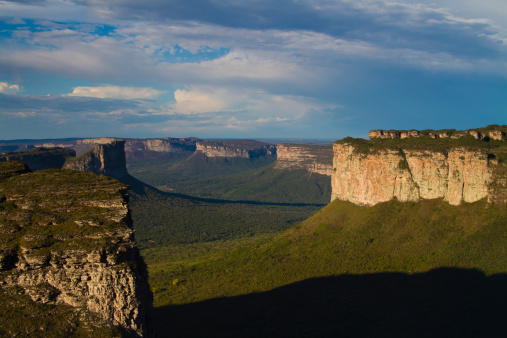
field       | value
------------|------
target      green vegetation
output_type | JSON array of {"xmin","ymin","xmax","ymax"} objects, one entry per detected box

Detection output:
[
  {"xmin": 0, "ymin": 165, "xmax": 130, "ymax": 256},
  {"xmin": 0, "ymin": 289, "xmax": 125, "ymax": 337},
  {"xmin": 338, "ymin": 125, "xmax": 507, "ymax": 156},
  {"xmin": 128, "ymin": 153, "xmax": 330, "ymax": 204},
  {"xmin": 146, "ymin": 198, "xmax": 507, "ymax": 310},
  {"xmin": 124, "ymin": 175, "xmax": 322, "ymax": 248}
]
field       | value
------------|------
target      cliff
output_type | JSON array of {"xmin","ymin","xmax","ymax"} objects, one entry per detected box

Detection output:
[
  {"xmin": 64, "ymin": 141, "xmax": 128, "ymax": 179},
  {"xmin": 331, "ymin": 128, "xmax": 507, "ymax": 206},
  {"xmin": 368, "ymin": 125, "xmax": 507, "ymax": 141},
  {"xmin": 196, "ymin": 140, "xmax": 276, "ymax": 159},
  {"xmin": 0, "ymin": 147, "xmax": 76, "ymax": 171},
  {"xmin": 274, "ymin": 144, "xmax": 333, "ymax": 176},
  {"xmin": 125, "ymin": 137, "xmax": 198, "ymax": 161},
  {"xmin": 73, "ymin": 137, "xmax": 199, "ymax": 161},
  {"xmin": 0, "ymin": 162, "xmax": 152, "ymax": 336}
]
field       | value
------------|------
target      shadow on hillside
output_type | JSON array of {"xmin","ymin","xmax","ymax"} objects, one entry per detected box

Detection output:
[
  {"xmin": 153, "ymin": 268, "xmax": 506, "ymax": 337},
  {"xmin": 121, "ymin": 174, "xmax": 326, "ymax": 207}
]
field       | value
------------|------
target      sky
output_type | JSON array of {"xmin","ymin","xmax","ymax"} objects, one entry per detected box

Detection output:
[{"xmin": 0, "ymin": 0, "xmax": 506, "ymax": 140}]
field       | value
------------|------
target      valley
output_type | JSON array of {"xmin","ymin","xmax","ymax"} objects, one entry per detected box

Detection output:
[{"xmin": 0, "ymin": 126, "xmax": 506, "ymax": 337}]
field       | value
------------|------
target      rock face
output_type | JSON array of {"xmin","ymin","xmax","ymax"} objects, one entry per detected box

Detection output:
[
  {"xmin": 331, "ymin": 139, "xmax": 506, "ymax": 206},
  {"xmin": 0, "ymin": 147, "xmax": 76, "ymax": 171},
  {"xmin": 368, "ymin": 125, "xmax": 507, "ymax": 141},
  {"xmin": 196, "ymin": 140, "xmax": 276, "ymax": 159},
  {"xmin": 0, "ymin": 163, "xmax": 152, "ymax": 336},
  {"xmin": 274, "ymin": 144, "xmax": 333, "ymax": 176},
  {"xmin": 72, "ymin": 137, "xmax": 199, "ymax": 161},
  {"xmin": 64, "ymin": 141, "xmax": 128, "ymax": 179},
  {"xmin": 124, "ymin": 137, "xmax": 198, "ymax": 161}
]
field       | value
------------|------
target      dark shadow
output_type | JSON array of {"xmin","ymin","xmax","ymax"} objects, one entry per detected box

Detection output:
[
  {"xmin": 153, "ymin": 268, "xmax": 507, "ymax": 337},
  {"xmin": 120, "ymin": 174, "xmax": 326, "ymax": 207}
]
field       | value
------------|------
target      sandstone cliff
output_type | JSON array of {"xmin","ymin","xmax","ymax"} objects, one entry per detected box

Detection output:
[
  {"xmin": 368, "ymin": 125, "xmax": 506, "ymax": 141},
  {"xmin": 196, "ymin": 140, "xmax": 276, "ymax": 159},
  {"xmin": 73, "ymin": 137, "xmax": 199, "ymax": 161},
  {"xmin": 64, "ymin": 141, "xmax": 128, "ymax": 179},
  {"xmin": 0, "ymin": 162, "xmax": 152, "ymax": 336},
  {"xmin": 0, "ymin": 147, "xmax": 75, "ymax": 171},
  {"xmin": 332, "ymin": 130, "xmax": 507, "ymax": 206},
  {"xmin": 274, "ymin": 144, "xmax": 333, "ymax": 176}
]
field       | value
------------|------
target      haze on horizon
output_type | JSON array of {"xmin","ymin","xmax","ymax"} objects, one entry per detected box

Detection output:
[{"xmin": 0, "ymin": 0, "xmax": 506, "ymax": 140}]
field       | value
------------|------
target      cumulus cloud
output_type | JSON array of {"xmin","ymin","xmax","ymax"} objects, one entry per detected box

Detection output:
[
  {"xmin": 0, "ymin": 82, "xmax": 22, "ymax": 94},
  {"xmin": 67, "ymin": 86, "xmax": 165, "ymax": 100}
]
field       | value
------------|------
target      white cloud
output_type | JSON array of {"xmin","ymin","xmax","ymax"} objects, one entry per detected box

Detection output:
[
  {"xmin": 171, "ymin": 88, "xmax": 227, "ymax": 114},
  {"xmin": 67, "ymin": 86, "xmax": 165, "ymax": 100},
  {"xmin": 0, "ymin": 82, "xmax": 22, "ymax": 94}
]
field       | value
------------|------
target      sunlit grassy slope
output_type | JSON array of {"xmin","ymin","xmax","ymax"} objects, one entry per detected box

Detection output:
[{"xmin": 149, "ymin": 198, "xmax": 507, "ymax": 307}]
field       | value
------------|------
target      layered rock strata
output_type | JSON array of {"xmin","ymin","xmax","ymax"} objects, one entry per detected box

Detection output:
[
  {"xmin": 0, "ymin": 163, "xmax": 152, "ymax": 336},
  {"xmin": 368, "ymin": 126, "xmax": 506, "ymax": 141},
  {"xmin": 0, "ymin": 147, "xmax": 75, "ymax": 171},
  {"xmin": 73, "ymin": 137, "xmax": 199, "ymax": 160},
  {"xmin": 196, "ymin": 140, "xmax": 276, "ymax": 159},
  {"xmin": 274, "ymin": 144, "xmax": 333, "ymax": 176},
  {"xmin": 331, "ymin": 141, "xmax": 504, "ymax": 206},
  {"xmin": 64, "ymin": 141, "xmax": 128, "ymax": 179}
]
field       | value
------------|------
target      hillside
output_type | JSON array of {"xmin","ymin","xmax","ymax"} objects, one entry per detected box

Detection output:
[{"xmin": 150, "ymin": 198, "xmax": 507, "ymax": 337}]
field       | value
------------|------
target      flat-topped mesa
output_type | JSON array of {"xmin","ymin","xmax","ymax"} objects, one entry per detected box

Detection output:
[
  {"xmin": 125, "ymin": 137, "xmax": 199, "ymax": 161},
  {"xmin": 0, "ymin": 147, "xmax": 76, "ymax": 171},
  {"xmin": 332, "ymin": 126, "xmax": 507, "ymax": 206},
  {"xmin": 274, "ymin": 144, "xmax": 333, "ymax": 176},
  {"xmin": 64, "ymin": 140, "xmax": 128, "ymax": 179},
  {"xmin": 368, "ymin": 126, "xmax": 507, "ymax": 141},
  {"xmin": 0, "ymin": 164, "xmax": 152, "ymax": 336},
  {"xmin": 195, "ymin": 140, "xmax": 276, "ymax": 159},
  {"xmin": 73, "ymin": 137, "xmax": 200, "ymax": 160}
]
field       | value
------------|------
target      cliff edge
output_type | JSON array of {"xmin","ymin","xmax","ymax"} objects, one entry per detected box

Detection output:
[
  {"xmin": 64, "ymin": 140, "xmax": 128, "ymax": 179},
  {"xmin": 274, "ymin": 143, "xmax": 333, "ymax": 176},
  {"xmin": 332, "ymin": 126, "xmax": 507, "ymax": 206},
  {"xmin": 0, "ymin": 162, "xmax": 152, "ymax": 336}
]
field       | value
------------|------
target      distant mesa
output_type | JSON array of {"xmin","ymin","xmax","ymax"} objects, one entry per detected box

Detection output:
[
  {"xmin": 0, "ymin": 147, "xmax": 75, "ymax": 171},
  {"xmin": 195, "ymin": 139, "xmax": 276, "ymax": 159},
  {"xmin": 63, "ymin": 140, "xmax": 128, "ymax": 179},
  {"xmin": 274, "ymin": 143, "xmax": 333, "ymax": 176},
  {"xmin": 73, "ymin": 137, "xmax": 199, "ymax": 160}
]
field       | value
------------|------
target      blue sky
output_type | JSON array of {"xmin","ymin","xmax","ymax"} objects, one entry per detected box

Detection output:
[{"xmin": 0, "ymin": 0, "xmax": 506, "ymax": 140}]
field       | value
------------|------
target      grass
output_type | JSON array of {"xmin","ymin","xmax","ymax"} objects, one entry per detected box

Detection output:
[{"xmin": 145, "ymin": 198, "xmax": 507, "ymax": 308}]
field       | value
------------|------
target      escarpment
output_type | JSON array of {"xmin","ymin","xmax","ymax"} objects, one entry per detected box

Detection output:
[
  {"xmin": 275, "ymin": 144, "xmax": 333, "ymax": 176},
  {"xmin": 64, "ymin": 140, "xmax": 128, "ymax": 179},
  {"xmin": 73, "ymin": 137, "xmax": 199, "ymax": 161},
  {"xmin": 196, "ymin": 140, "xmax": 276, "ymax": 159},
  {"xmin": 1, "ymin": 147, "xmax": 75, "ymax": 171},
  {"xmin": 332, "ymin": 126, "xmax": 507, "ymax": 206},
  {"xmin": 0, "ymin": 162, "xmax": 152, "ymax": 336}
]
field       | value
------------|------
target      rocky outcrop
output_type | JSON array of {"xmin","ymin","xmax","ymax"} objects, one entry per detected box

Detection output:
[
  {"xmin": 274, "ymin": 144, "xmax": 333, "ymax": 176},
  {"xmin": 72, "ymin": 137, "xmax": 199, "ymax": 161},
  {"xmin": 64, "ymin": 141, "xmax": 128, "ymax": 179},
  {"xmin": 125, "ymin": 137, "xmax": 198, "ymax": 161},
  {"xmin": 0, "ymin": 147, "xmax": 75, "ymax": 171},
  {"xmin": 0, "ymin": 164, "xmax": 152, "ymax": 336},
  {"xmin": 331, "ymin": 139, "xmax": 505, "ymax": 206},
  {"xmin": 196, "ymin": 140, "xmax": 276, "ymax": 159},
  {"xmin": 368, "ymin": 125, "xmax": 507, "ymax": 141}
]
